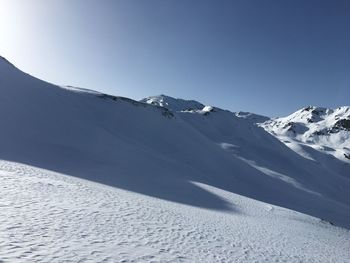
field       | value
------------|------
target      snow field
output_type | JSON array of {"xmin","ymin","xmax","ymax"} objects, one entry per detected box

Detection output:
[{"xmin": 1, "ymin": 160, "xmax": 349, "ymax": 263}]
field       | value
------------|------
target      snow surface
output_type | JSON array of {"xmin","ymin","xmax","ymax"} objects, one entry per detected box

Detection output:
[
  {"xmin": 1, "ymin": 56, "xmax": 350, "ymax": 262},
  {"xmin": 1, "ymin": 160, "xmax": 349, "ymax": 263}
]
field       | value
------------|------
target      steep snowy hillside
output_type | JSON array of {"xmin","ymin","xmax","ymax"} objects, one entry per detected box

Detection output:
[
  {"xmin": 261, "ymin": 106, "xmax": 350, "ymax": 162},
  {"xmin": 1, "ymin": 55, "xmax": 350, "ymax": 261}
]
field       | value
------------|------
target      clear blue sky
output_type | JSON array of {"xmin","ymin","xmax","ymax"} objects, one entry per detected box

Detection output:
[{"xmin": 0, "ymin": 0, "xmax": 349, "ymax": 116}]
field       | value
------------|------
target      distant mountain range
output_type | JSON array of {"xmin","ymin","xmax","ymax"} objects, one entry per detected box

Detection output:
[{"xmin": 261, "ymin": 106, "xmax": 350, "ymax": 161}]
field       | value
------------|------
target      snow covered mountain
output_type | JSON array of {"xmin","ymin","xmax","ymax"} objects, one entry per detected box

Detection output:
[
  {"xmin": 1, "ymin": 56, "xmax": 350, "ymax": 262},
  {"xmin": 261, "ymin": 106, "xmax": 350, "ymax": 162},
  {"xmin": 140, "ymin": 94, "xmax": 205, "ymax": 112}
]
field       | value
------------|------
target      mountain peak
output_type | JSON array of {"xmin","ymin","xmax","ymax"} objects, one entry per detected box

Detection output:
[
  {"xmin": 140, "ymin": 94, "xmax": 205, "ymax": 112},
  {"xmin": 261, "ymin": 105, "xmax": 350, "ymax": 162}
]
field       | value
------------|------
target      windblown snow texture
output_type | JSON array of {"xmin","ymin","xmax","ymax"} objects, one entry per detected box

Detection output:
[{"xmin": 1, "ymin": 160, "xmax": 349, "ymax": 262}]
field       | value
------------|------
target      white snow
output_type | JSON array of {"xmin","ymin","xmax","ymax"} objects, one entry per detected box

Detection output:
[{"xmin": 1, "ymin": 160, "xmax": 349, "ymax": 263}]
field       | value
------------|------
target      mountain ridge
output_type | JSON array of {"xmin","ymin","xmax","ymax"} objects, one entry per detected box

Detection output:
[
  {"xmin": 0, "ymin": 56, "xmax": 350, "ymax": 229},
  {"xmin": 261, "ymin": 105, "xmax": 350, "ymax": 162}
]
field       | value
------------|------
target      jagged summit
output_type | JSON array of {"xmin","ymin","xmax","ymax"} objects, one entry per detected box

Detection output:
[
  {"xmin": 263, "ymin": 106, "xmax": 350, "ymax": 133},
  {"xmin": 261, "ymin": 106, "xmax": 350, "ymax": 161},
  {"xmin": 282, "ymin": 106, "xmax": 337, "ymax": 124}
]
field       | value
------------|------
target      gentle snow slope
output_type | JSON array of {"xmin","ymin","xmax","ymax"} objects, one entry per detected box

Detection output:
[{"xmin": 1, "ymin": 160, "xmax": 349, "ymax": 262}]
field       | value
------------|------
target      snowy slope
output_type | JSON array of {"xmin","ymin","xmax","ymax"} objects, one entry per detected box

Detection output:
[
  {"xmin": 261, "ymin": 106, "xmax": 350, "ymax": 162},
  {"xmin": 1, "ymin": 160, "xmax": 349, "ymax": 262},
  {"xmin": 141, "ymin": 97, "xmax": 350, "ymax": 226},
  {"xmin": 1, "ymin": 55, "xmax": 350, "ymax": 261}
]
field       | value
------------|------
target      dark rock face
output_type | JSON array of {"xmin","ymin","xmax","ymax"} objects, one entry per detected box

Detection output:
[
  {"xmin": 314, "ymin": 129, "xmax": 327, "ymax": 136},
  {"xmin": 98, "ymin": 93, "xmax": 141, "ymax": 105},
  {"xmin": 96, "ymin": 94, "xmax": 175, "ymax": 119},
  {"xmin": 334, "ymin": 119, "xmax": 350, "ymax": 131},
  {"xmin": 303, "ymin": 106, "xmax": 313, "ymax": 112},
  {"xmin": 313, "ymin": 119, "xmax": 350, "ymax": 136},
  {"xmin": 299, "ymin": 107, "xmax": 326, "ymax": 123},
  {"xmin": 161, "ymin": 109, "xmax": 175, "ymax": 119},
  {"xmin": 283, "ymin": 122, "xmax": 309, "ymax": 135}
]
